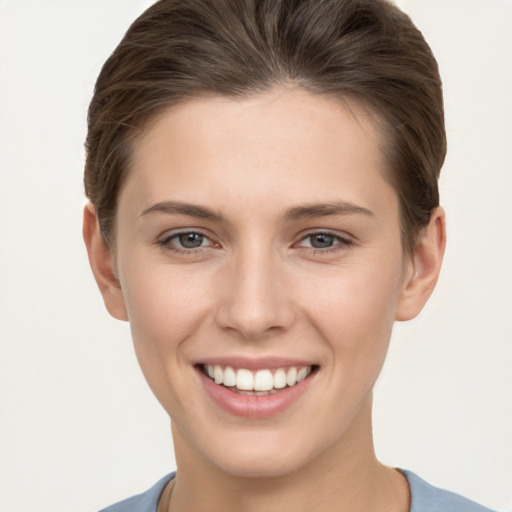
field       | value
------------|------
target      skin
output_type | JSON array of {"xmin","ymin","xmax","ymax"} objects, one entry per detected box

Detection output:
[{"xmin": 84, "ymin": 88, "xmax": 445, "ymax": 512}]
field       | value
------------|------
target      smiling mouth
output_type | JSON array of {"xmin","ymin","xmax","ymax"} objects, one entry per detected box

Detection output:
[{"xmin": 200, "ymin": 364, "xmax": 319, "ymax": 396}]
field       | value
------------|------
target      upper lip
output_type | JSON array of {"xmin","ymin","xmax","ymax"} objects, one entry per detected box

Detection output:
[{"xmin": 197, "ymin": 357, "xmax": 317, "ymax": 371}]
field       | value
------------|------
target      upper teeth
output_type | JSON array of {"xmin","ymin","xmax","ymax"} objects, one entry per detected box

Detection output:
[{"xmin": 205, "ymin": 365, "xmax": 312, "ymax": 391}]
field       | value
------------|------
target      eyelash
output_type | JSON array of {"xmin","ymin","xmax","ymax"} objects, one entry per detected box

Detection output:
[{"xmin": 156, "ymin": 230, "xmax": 353, "ymax": 256}]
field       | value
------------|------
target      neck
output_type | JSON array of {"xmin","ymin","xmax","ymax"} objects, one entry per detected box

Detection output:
[{"xmin": 167, "ymin": 398, "xmax": 409, "ymax": 512}]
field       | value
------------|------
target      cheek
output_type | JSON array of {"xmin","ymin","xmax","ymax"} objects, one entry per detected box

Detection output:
[
  {"xmin": 118, "ymin": 258, "xmax": 211, "ymax": 395},
  {"xmin": 296, "ymin": 257, "xmax": 404, "ymax": 370},
  {"xmin": 123, "ymin": 259, "xmax": 206, "ymax": 340}
]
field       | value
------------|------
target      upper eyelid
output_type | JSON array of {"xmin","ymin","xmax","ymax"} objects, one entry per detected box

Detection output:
[
  {"xmin": 296, "ymin": 234, "xmax": 351, "ymax": 246},
  {"xmin": 296, "ymin": 228, "xmax": 353, "ymax": 242},
  {"xmin": 159, "ymin": 227, "xmax": 212, "ymax": 240}
]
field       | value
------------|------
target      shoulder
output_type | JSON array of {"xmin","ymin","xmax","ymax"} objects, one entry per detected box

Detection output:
[
  {"xmin": 98, "ymin": 473, "xmax": 175, "ymax": 512},
  {"xmin": 401, "ymin": 470, "xmax": 497, "ymax": 512}
]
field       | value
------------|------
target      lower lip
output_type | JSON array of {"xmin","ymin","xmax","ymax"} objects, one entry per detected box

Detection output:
[{"xmin": 197, "ymin": 368, "xmax": 316, "ymax": 419}]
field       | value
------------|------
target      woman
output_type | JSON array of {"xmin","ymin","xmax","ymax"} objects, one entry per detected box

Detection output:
[{"xmin": 83, "ymin": 0, "xmax": 496, "ymax": 511}]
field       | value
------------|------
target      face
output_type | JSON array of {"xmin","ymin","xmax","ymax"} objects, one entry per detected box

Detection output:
[{"xmin": 105, "ymin": 89, "xmax": 418, "ymax": 477}]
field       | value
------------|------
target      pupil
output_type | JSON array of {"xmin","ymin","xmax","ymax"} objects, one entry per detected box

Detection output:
[
  {"xmin": 179, "ymin": 233, "xmax": 203, "ymax": 248},
  {"xmin": 311, "ymin": 234, "xmax": 334, "ymax": 248}
]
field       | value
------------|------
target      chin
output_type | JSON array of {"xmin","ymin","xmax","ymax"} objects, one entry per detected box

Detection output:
[
  {"xmin": 196, "ymin": 427, "xmax": 327, "ymax": 480},
  {"xmin": 212, "ymin": 452, "xmax": 310, "ymax": 479}
]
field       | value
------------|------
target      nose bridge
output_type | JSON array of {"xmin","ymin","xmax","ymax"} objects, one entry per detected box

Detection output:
[{"xmin": 215, "ymin": 240, "xmax": 294, "ymax": 339}]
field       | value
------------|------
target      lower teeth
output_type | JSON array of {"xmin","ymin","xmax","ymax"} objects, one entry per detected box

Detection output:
[{"xmin": 231, "ymin": 388, "xmax": 278, "ymax": 396}]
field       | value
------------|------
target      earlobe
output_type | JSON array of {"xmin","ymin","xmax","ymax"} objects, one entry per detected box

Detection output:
[
  {"xmin": 395, "ymin": 207, "xmax": 446, "ymax": 321},
  {"xmin": 82, "ymin": 203, "xmax": 128, "ymax": 321}
]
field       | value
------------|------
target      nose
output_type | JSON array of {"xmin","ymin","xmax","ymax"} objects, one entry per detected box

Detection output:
[{"xmin": 214, "ymin": 247, "xmax": 295, "ymax": 340}]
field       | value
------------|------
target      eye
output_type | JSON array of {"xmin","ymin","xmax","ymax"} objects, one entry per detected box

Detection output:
[
  {"xmin": 158, "ymin": 230, "xmax": 214, "ymax": 252},
  {"xmin": 297, "ymin": 232, "xmax": 352, "ymax": 251}
]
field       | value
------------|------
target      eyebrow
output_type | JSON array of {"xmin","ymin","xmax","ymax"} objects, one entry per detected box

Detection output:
[
  {"xmin": 140, "ymin": 201, "xmax": 224, "ymax": 222},
  {"xmin": 283, "ymin": 202, "xmax": 375, "ymax": 221},
  {"xmin": 140, "ymin": 200, "xmax": 374, "ymax": 222}
]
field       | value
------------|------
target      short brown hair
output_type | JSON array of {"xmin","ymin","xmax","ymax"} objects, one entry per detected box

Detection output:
[{"xmin": 84, "ymin": 0, "xmax": 446, "ymax": 252}]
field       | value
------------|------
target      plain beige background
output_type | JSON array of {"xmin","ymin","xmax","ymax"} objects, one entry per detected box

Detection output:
[{"xmin": 0, "ymin": 1, "xmax": 510, "ymax": 511}]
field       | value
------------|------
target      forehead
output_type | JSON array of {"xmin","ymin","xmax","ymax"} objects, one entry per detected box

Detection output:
[{"xmin": 121, "ymin": 88, "xmax": 396, "ymax": 220}]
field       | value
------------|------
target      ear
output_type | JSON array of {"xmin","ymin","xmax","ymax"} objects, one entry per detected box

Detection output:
[
  {"xmin": 82, "ymin": 203, "xmax": 128, "ymax": 321},
  {"xmin": 395, "ymin": 207, "xmax": 446, "ymax": 321}
]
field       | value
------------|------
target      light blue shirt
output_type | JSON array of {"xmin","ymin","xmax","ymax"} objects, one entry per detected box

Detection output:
[{"xmin": 99, "ymin": 470, "xmax": 497, "ymax": 512}]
